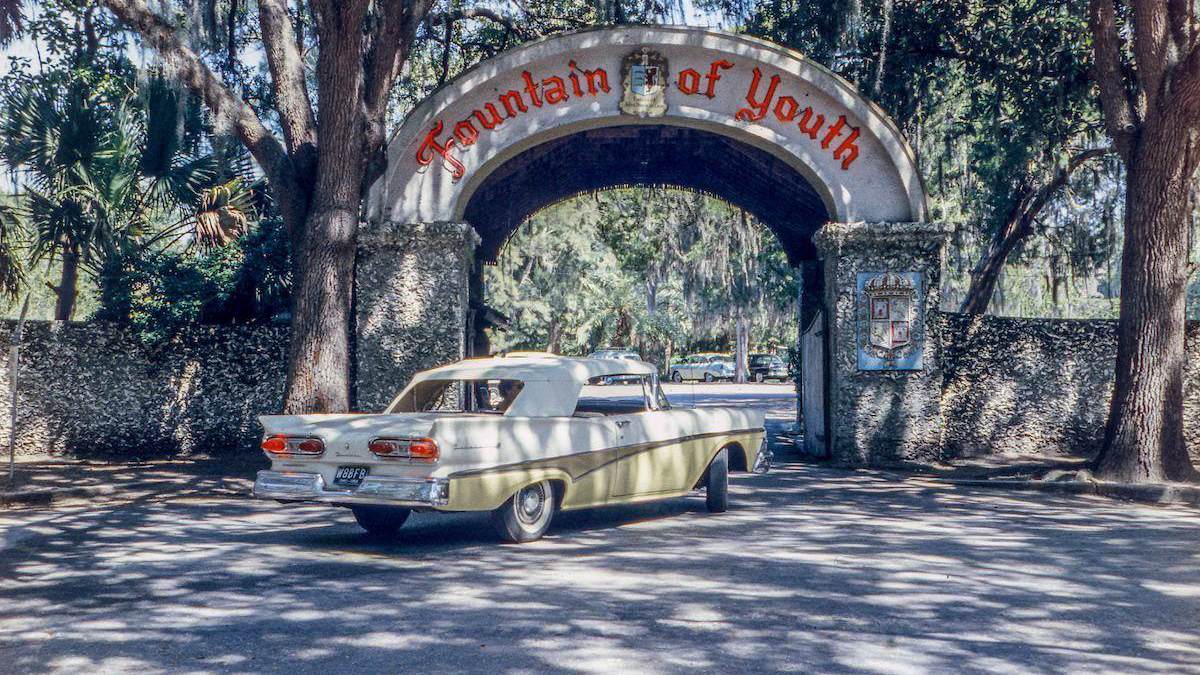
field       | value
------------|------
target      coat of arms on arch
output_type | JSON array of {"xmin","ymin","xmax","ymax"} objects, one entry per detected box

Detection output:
[
  {"xmin": 856, "ymin": 271, "xmax": 924, "ymax": 370},
  {"xmin": 620, "ymin": 48, "xmax": 668, "ymax": 117}
]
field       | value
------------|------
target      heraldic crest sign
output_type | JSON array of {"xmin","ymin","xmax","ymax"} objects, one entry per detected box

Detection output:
[
  {"xmin": 856, "ymin": 271, "xmax": 924, "ymax": 371},
  {"xmin": 620, "ymin": 48, "xmax": 668, "ymax": 117}
]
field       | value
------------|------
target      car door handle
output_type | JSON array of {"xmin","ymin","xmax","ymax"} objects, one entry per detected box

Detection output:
[{"xmin": 615, "ymin": 420, "xmax": 630, "ymax": 428}]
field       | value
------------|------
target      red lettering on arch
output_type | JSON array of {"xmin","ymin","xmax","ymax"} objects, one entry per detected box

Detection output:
[
  {"xmin": 677, "ymin": 68, "xmax": 701, "ymax": 95},
  {"xmin": 415, "ymin": 121, "xmax": 464, "ymax": 181}
]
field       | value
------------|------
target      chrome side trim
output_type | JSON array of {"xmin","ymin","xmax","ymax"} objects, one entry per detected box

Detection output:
[{"xmin": 252, "ymin": 470, "xmax": 450, "ymax": 507}]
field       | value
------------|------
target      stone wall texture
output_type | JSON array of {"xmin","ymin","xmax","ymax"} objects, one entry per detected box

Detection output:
[
  {"xmin": 0, "ymin": 321, "xmax": 289, "ymax": 457},
  {"xmin": 815, "ymin": 222, "xmax": 953, "ymax": 466},
  {"xmin": 939, "ymin": 313, "xmax": 1200, "ymax": 462},
  {"xmin": 355, "ymin": 221, "xmax": 478, "ymax": 412}
]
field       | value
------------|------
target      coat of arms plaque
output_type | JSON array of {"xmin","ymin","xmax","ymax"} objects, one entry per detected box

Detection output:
[
  {"xmin": 856, "ymin": 271, "xmax": 924, "ymax": 370},
  {"xmin": 620, "ymin": 48, "xmax": 668, "ymax": 117}
]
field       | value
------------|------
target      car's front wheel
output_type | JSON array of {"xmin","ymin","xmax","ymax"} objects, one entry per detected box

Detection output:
[
  {"xmin": 351, "ymin": 505, "xmax": 411, "ymax": 537},
  {"xmin": 492, "ymin": 480, "xmax": 557, "ymax": 542},
  {"xmin": 704, "ymin": 448, "xmax": 729, "ymax": 513},
  {"xmin": 703, "ymin": 372, "xmax": 715, "ymax": 383},
  {"xmin": 671, "ymin": 370, "xmax": 683, "ymax": 383},
  {"xmin": 753, "ymin": 372, "xmax": 764, "ymax": 383}
]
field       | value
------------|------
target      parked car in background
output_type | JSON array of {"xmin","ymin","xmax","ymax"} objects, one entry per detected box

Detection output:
[
  {"xmin": 587, "ymin": 348, "xmax": 641, "ymax": 361},
  {"xmin": 253, "ymin": 354, "xmax": 767, "ymax": 543},
  {"xmin": 669, "ymin": 354, "xmax": 735, "ymax": 382},
  {"xmin": 586, "ymin": 348, "xmax": 644, "ymax": 383},
  {"xmin": 748, "ymin": 353, "xmax": 789, "ymax": 382}
]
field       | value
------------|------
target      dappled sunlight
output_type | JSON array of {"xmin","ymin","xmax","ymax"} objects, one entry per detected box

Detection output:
[{"xmin": 2, "ymin": 464, "xmax": 1199, "ymax": 672}]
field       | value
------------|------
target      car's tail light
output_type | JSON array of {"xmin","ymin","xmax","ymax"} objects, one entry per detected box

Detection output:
[
  {"xmin": 368, "ymin": 438, "xmax": 407, "ymax": 457},
  {"xmin": 369, "ymin": 437, "xmax": 439, "ymax": 462},
  {"xmin": 261, "ymin": 435, "xmax": 325, "ymax": 457},
  {"xmin": 407, "ymin": 438, "xmax": 439, "ymax": 462}
]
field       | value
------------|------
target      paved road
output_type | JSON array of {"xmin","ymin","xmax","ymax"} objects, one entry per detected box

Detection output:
[{"xmin": 3, "ymin": 463, "xmax": 1199, "ymax": 674}]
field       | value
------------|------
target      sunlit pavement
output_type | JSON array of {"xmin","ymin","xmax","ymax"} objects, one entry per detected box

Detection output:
[{"xmin": 2, "ymin": 462, "xmax": 1199, "ymax": 674}]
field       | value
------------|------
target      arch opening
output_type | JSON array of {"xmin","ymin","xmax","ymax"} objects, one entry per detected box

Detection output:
[{"xmin": 462, "ymin": 124, "xmax": 831, "ymax": 265}]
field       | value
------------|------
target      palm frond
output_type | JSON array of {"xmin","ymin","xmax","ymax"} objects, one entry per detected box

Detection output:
[
  {"xmin": 191, "ymin": 179, "xmax": 255, "ymax": 250},
  {"xmin": 0, "ymin": 194, "xmax": 26, "ymax": 298}
]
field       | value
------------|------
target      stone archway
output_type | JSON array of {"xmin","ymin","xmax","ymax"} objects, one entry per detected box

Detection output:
[{"xmin": 356, "ymin": 26, "xmax": 950, "ymax": 466}]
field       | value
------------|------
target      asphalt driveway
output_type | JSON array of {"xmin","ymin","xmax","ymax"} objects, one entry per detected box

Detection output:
[{"xmin": 2, "ymin": 463, "xmax": 1198, "ymax": 674}]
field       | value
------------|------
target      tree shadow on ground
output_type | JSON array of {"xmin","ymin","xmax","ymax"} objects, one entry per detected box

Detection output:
[{"xmin": 1, "ymin": 464, "xmax": 1199, "ymax": 674}]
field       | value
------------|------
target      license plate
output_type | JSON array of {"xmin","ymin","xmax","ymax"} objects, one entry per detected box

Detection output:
[{"xmin": 333, "ymin": 466, "xmax": 369, "ymax": 488}]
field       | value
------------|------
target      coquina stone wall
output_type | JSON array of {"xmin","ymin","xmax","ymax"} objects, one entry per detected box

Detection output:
[
  {"xmin": 939, "ymin": 313, "xmax": 1200, "ymax": 462},
  {"xmin": 355, "ymin": 221, "xmax": 478, "ymax": 412},
  {"xmin": 0, "ymin": 321, "xmax": 289, "ymax": 457},
  {"xmin": 815, "ymin": 222, "xmax": 953, "ymax": 466}
]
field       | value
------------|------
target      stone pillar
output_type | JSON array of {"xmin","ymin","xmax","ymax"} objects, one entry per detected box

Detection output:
[
  {"xmin": 355, "ymin": 221, "xmax": 480, "ymax": 412},
  {"xmin": 813, "ymin": 222, "xmax": 953, "ymax": 466}
]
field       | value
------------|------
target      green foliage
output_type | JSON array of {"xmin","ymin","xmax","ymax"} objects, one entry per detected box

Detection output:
[
  {"xmin": 0, "ymin": 193, "xmax": 24, "ymax": 299},
  {"xmin": 95, "ymin": 219, "xmax": 291, "ymax": 344},
  {"xmin": 486, "ymin": 188, "xmax": 796, "ymax": 362}
]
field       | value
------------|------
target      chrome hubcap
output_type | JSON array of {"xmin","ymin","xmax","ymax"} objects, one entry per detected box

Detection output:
[{"xmin": 516, "ymin": 484, "xmax": 546, "ymax": 525}]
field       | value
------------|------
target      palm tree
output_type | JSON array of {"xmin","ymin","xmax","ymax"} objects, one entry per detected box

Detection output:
[
  {"xmin": 1, "ymin": 77, "xmax": 220, "ymax": 319},
  {"xmin": 0, "ymin": 194, "xmax": 24, "ymax": 300}
]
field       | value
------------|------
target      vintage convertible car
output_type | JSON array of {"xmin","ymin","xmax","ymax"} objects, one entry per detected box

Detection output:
[{"xmin": 252, "ymin": 354, "xmax": 768, "ymax": 542}]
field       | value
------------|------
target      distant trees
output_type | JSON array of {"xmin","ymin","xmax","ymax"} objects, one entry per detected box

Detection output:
[
  {"xmin": 1088, "ymin": 0, "xmax": 1200, "ymax": 483},
  {"xmin": 702, "ymin": 0, "xmax": 1115, "ymax": 316},
  {"xmin": 486, "ymin": 188, "xmax": 797, "ymax": 369}
]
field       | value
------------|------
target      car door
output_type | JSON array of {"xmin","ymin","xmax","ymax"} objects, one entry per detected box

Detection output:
[{"xmin": 608, "ymin": 378, "xmax": 691, "ymax": 498}]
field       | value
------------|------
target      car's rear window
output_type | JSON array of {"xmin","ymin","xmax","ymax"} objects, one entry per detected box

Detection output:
[{"xmin": 390, "ymin": 379, "xmax": 524, "ymax": 414}]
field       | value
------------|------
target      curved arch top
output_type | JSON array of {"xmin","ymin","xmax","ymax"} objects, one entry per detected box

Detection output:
[{"xmin": 367, "ymin": 25, "xmax": 927, "ymax": 229}]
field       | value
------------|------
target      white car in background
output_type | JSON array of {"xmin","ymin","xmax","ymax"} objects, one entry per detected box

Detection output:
[
  {"xmin": 253, "ymin": 354, "xmax": 768, "ymax": 542},
  {"xmin": 586, "ymin": 348, "xmax": 642, "ymax": 361},
  {"xmin": 669, "ymin": 354, "xmax": 736, "ymax": 382},
  {"xmin": 586, "ymin": 348, "xmax": 644, "ymax": 383}
]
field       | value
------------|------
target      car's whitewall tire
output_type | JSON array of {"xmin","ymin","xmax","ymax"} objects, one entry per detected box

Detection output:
[{"xmin": 492, "ymin": 480, "xmax": 557, "ymax": 542}]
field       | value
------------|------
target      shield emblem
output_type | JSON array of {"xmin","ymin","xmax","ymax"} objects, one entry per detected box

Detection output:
[
  {"xmin": 620, "ymin": 48, "xmax": 668, "ymax": 117},
  {"xmin": 631, "ymin": 64, "xmax": 660, "ymax": 95},
  {"xmin": 869, "ymin": 297, "xmax": 911, "ymax": 350}
]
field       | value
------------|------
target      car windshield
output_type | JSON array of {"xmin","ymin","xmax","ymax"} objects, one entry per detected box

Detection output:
[
  {"xmin": 574, "ymin": 375, "xmax": 669, "ymax": 415},
  {"xmin": 390, "ymin": 379, "xmax": 524, "ymax": 414}
]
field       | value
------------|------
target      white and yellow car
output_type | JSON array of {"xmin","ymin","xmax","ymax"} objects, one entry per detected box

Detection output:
[{"xmin": 252, "ymin": 354, "xmax": 768, "ymax": 542}]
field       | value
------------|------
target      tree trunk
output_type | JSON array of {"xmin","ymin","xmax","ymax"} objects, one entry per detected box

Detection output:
[
  {"xmin": 54, "ymin": 250, "xmax": 79, "ymax": 321},
  {"xmin": 959, "ymin": 208, "xmax": 1029, "ymax": 315},
  {"xmin": 960, "ymin": 149, "xmax": 1110, "ymax": 315},
  {"xmin": 1094, "ymin": 124, "xmax": 1197, "ymax": 482},
  {"xmin": 282, "ymin": 205, "xmax": 356, "ymax": 413},
  {"xmin": 281, "ymin": 7, "xmax": 367, "ymax": 414},
  {"xmin": 734, "ymin": 308, "xmax": 749, "ymax": 384}
]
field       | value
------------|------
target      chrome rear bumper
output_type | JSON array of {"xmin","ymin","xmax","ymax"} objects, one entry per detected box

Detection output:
[{"xmin": 252, "ymin": 470, "xmax": 450, "ymax": 507}]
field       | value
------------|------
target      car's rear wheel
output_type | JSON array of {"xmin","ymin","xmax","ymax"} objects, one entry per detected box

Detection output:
[
  {"xmin": 705, "ymin": 448, "xmax": 729, "ymax": 513},
  {"xmin": 754, "ymin": 372, "xmax": 764, "ymax": 383},
  {"xmin": 351, "ymin": 505, "xmax": 411, "ymax": 537},
  {"xmin": 671, "ymin": 370, "xmax": 683, "ymax": 383},
  {"xmin": 492, "ymin": 480, "xmax": 556, "ymax": 542},
  {"xmin": 704, "ymin": 372, "xmax": 715, "ymax": 383}
]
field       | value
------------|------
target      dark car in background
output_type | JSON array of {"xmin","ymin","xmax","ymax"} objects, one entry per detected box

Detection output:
[{"xmin": 748, "ymin": 353, "xmax": 789, "ymax": 382}]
